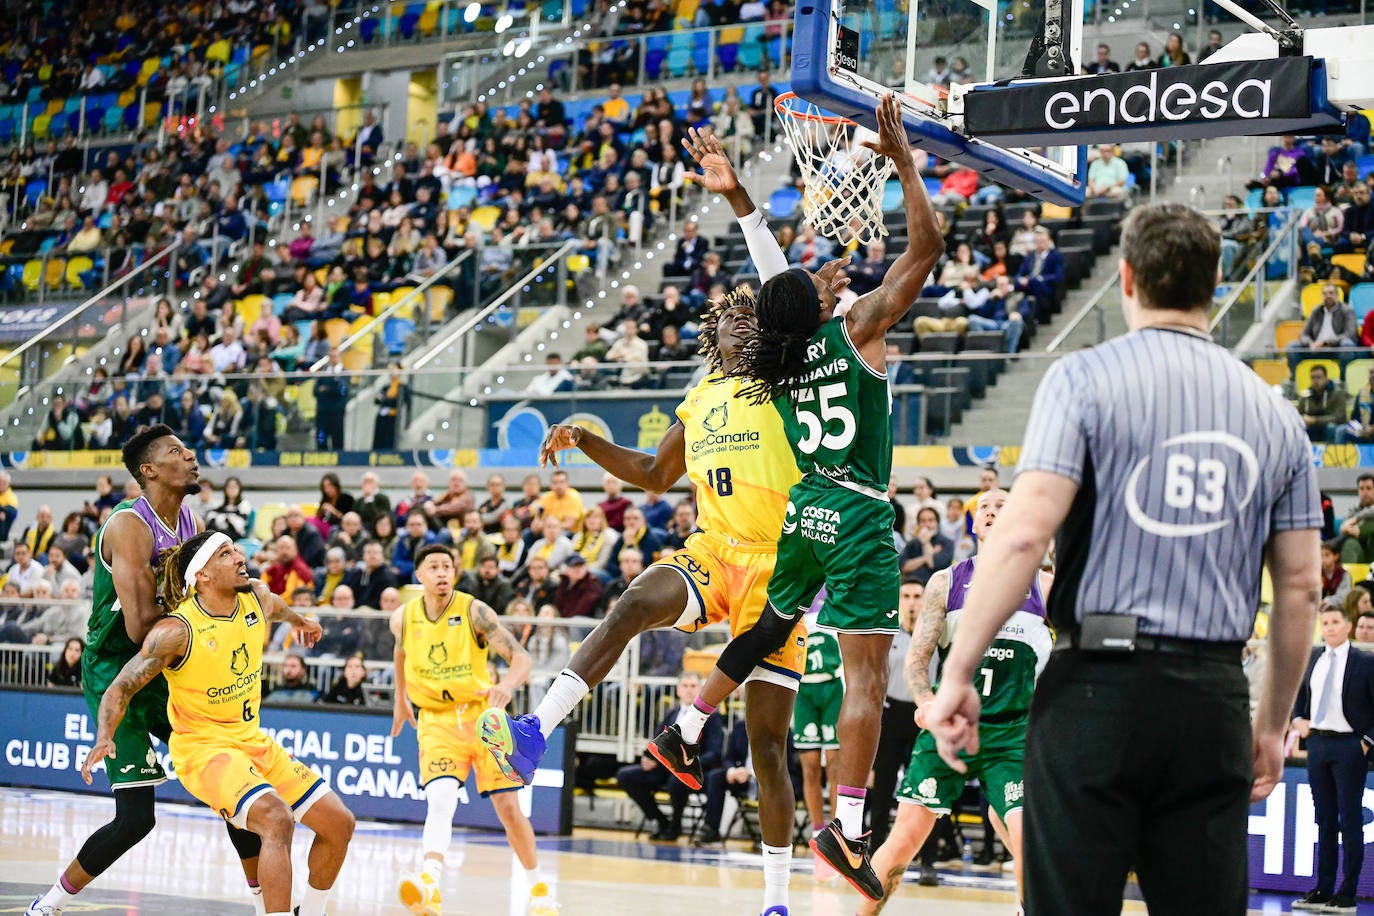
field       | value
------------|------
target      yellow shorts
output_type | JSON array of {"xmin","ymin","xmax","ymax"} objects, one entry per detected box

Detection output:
[
  {"xmin": 417, "ymin": 703, "xmax": 522, "ymax": 796},
  {"xmin": 654, "ymin": 530, "xmax": 806, "ymax": 690},
  {"xmin": 171, "ymin": 730, "xmax": 328, "ymax": 829}
]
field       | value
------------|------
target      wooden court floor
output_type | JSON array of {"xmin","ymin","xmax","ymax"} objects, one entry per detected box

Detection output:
[{"xmin": 0, "ymin": 788, "xmax": 1337, "ymax": 914}]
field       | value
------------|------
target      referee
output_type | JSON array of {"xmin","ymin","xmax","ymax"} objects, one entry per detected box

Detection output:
[{"xmin": 926, "ymin": 202, "xmax": 1322, "ymax": 915}]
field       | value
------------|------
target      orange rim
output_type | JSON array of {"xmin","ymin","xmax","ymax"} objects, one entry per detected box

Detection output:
[{"xmin": 774, "ymin": 91, "xmax": 856, "ymax": 126}]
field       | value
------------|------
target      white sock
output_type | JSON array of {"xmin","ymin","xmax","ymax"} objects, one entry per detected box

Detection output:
[
  {"xmin": 533, "ymin": 669, "xmax": 589, "ymax": 739},
  {"xmin": 761, "ymin": 843, "xmax": 792, "ymax": 909},
  {"xmin": 675, "ymin": 702, "xmax": 712, "ymax": 744},
  {"xmin": 422, "ymin": 857, "xmax": 443, "ymax": 882},
  {"xmin": 37, "ymin": 880, "xmax": 75, "ymax": 909},
  {"xmin": 249, "ymin": 883, "xmax": 266, "ymax": 916},
  {"xmin": 837, "ymin": 791, "xmax": 866, "ymax": 840},
  {"xmin": 297, "ymin": 884, "xmax": 331, "ymax": 916}
]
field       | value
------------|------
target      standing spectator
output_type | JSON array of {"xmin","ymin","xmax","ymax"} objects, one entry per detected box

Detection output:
[
  {"xmin": 313, "ymin": 348, "xmax": 350, "ymax": 450},
  {"xmin": 374, "ymin": 362, "xmax": 409, "ymax": 450},
  {"xmin": 1289, "ymin": 608, "xmax": 1374, "ymax": 912},
  {"xmin": 748, "ymin": 70, "xmax": 779, "ymax": 135},
  {"xmin": 0, "ymin": 471, "xmax": 16, "ymax": 542},
  {"xmin": 1298, "ymin": 364, "xmax": 1349, "ymax": 442}
]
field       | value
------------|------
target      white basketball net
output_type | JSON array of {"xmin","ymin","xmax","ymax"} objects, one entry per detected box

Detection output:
[{"xmin": 775, "ymin": 94, "xmax": 893, "ymax": 246}]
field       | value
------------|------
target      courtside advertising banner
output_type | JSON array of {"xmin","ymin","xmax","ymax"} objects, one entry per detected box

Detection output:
[
  {"xmin": 0, "ymin": 688, "xmax": 573, "ymax": 834},
  {"xmin": 1248, "ymin": 764, "xmax": 1374, "ymax": 894},
  {"xmin": 965, "ymin": 57, "xmax": 1326, "ymax": 146}
]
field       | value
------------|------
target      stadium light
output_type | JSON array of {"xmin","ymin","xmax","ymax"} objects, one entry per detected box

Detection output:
[
  {"xmin": 464, "ymin": 2, "xmax": 480, "ymax": 22},
  {"xmin": 495, "ymin": 13, "xmax": 513, "ymax": 32}
]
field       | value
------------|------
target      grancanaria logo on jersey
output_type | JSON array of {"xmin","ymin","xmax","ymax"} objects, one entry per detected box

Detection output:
[
  {"xmin": 230, "ymin": 644, "xmax": 249, "ymax": 676},
  {"xmin": 703, "ymin": 404, "xmax": 728, "ymax": 433},
  {"xmin": 428, "ymin": 643, "xmax": 449, "ymax": 666}
]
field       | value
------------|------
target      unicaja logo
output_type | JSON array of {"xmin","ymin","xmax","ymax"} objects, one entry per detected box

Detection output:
[{"xmin": 1045, "ymin": 71, "xmax": 1273, "ymax": 129}]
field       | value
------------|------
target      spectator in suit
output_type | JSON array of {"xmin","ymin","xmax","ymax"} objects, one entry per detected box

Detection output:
[
  {"xmin": 886, "ymin": 344, "xmax": 917, "ymax": 387},
  {"xmin": 868, "ymin": 578, "xmax": 924, "ymax": 851},
  {"xmin": 747, "ymin": 70, "xmax": 778, "ymax": 136},
  {"xmin": 1013, "ymin": 228, "xmax": 1064, "ymax": 320},
  {"xmin": 699, "ymin": 718, "xmax": 755, "ymax": 844},
  {"xmin": 312, "ymin": 347, "xmax": 350, "ymax": 450},
  {"xmin": 1084, "ymin": 43, "xmax": 1120, "ymax": 74},
  {"xmin": 356, "ymin": 472, "xmax": 392, "ymax": 533},
  {"xmin": 617, "ymin": 670, "xmax": 725, "ymax": 841},
  {"xmin": 1290, "ymin": 608, "xmax": 1374, "ymax": 912},
  {"xmin": 1339, "ymin": 184, "xmax": 1373, "ymax": 254}
]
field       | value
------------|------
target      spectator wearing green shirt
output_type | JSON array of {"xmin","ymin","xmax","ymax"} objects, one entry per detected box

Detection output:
[{"xmin": 1086, "ymin": 144, "xmax": 1129, "ymax": 200}]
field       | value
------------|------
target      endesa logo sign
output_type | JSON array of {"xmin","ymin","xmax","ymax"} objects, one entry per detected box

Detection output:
[
  {"xmin": 964, "ymin": 56, "xmax": 1323, "ymax": 147},
  {"xmin": 1247, "ymin": 765, "xmax": 1374, "ymax": 895}
]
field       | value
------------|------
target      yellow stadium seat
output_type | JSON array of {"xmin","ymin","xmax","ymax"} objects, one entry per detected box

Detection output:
[
  {"xmin": 21, "ymin": 260, "xmax": 42, "ymax": 291},
  {"xmin": 372, "ymin": 291, "xmax": 393, "ymax": 314},
  {"xmin": 324, "ymin": 318, "xmax": 351, "ymax": 346},
  {"xmin": 43, "ymin": 258, "xmax": 66, "ymax": 290},
  {"xmin": 1295, "ymin": 359, "xmax": 1341, "ymax": 392},
  {"xmin": 293, "ymin": 379, "xmax": 317, "ymax": 421},
  {"xmin": 424, "ymin": 285, "xmax": 453, "ymax": 322},
  {"xmin": 1347, "ymin": 564, "xmax": 1370, "ymax": 585},
  {"xmin": 205, "ymin": 39, "xmax": 232, "ymax": 64},
  {"xmin": 253, "ymin": 502, "xmax": 290, "ymax": 541},
  {"xmin": 342, "ymin": 347, "xmax": 370, "ymax": 371},
  {"xmin": 117, "ymin": 88, "xmax": 137, "ymax": 108},
  {"xmin": 566, "ymin": 253, "xmax": 590, "ymax": 274},
  {"xmin": 313, "ymin": 267, "xmax": 328, "ymax": 286},
  {"xmin": 418, "ymin": 8, "xmax": 439, "ymax": 35},
  {"xmin": 1301, "ymin": 282, "xmax": 1332, "ymax": 316},
  {"xmin": 238, "ymin": 295, "xmax": 269, "ymax": 329},
  {"xmin": 31, "ymin": 114, "xmax": 50, "ymax": 141},
  {"xmin": 297, "ymin": 502, "xmax": 318, "ymax": 517},
  {"xmin": 1260, "ymin": 567, "xmax": 1273, "ymax": 606},
  {"xmin": 389, "ymin": 287, "xmax": 417, "ymax": 317},
  {"xmin": 1274, "ymin": 319, "xmax": 1305, "ymax": 350},
  {"xmin": 399, "ymin": 584, "xmax": 425, "ymax": 605},
  {"xmin": 0, "ymin": 238, "xmax": 13, "ymax": 255},
  {"xmin": 1250, "ymin": 359, "xmax": 1289, "ymax": 386},
  {"xmin": 45, "ymin": 98, "xmax": 65, "ymax": 117},
  {"xmin": 1334, "ymin": 253, "xmax": 1367, "ymax": 277},
  {"xmin": 290, "ymin": 175, "xmax": 319, "ymax": 206},
  {"xmin": 65, "ymin": 256, "xmax": 93, "ymax": 289},
  {"xmin": 1346, "ymin": 358, "xmax": 1374, "ymax": 393},
  {"xmin": 470, "ymin": 206, "xmax": 501, "ymax": 232}
]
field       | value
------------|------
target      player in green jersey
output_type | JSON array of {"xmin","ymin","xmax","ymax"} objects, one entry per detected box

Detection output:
[
  {"xmin": 649, "ymin": 95, "xmax": 944, "ymax": 900},
  {"xmin": 858, "ymin": 490, "xmax": 1053, "ymax": 915},
  {"xmin": 27, "ymin": 425, "xmax": 267, "ymax": 916}
]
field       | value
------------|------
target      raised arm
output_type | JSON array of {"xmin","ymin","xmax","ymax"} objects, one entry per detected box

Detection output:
[
  {"xmin": 907, "ymin": 569, "xmax": 949, "ymax": 717},
  {"xmin": 470, "ymin": 599, "xmax": 532, "ymax": 709},
  {"xmin": 538, "ymin": 422, "xmax": 686, "ymax": 494},
  {"xmin": 847, "ymin": 95, "xmax": 944, "ymax": 348},
  {"xmin": 103, "ymin": 512, "xmax": 159, "ymax": 645},
  {"xmin": 80, "ymin": 616, "xmax": 189, "ymax": 783},
  {"xmin": 681, "ymin": 127, "xmax": 789, "ymax": 282}
]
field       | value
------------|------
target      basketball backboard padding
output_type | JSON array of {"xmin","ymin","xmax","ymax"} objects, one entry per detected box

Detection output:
[{"xmin": 790, "ymin": 0, "xmax": 1088, "ymax": 205}]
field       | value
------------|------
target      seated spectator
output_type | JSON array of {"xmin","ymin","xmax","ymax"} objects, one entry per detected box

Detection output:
[
  {"xmin": 1341, "ymin": 183, "xmax": 1374, "ymax": 255},
  {"xmin": 615, "ymin": 506, "xmax": 665, "ymax": 572},
  {"xmin": 1086, "ymin": 144, "xmax": 1129, "ymax": 200},
  {"xmin": 961, "ymin": 274, "xmax": 1030, "ymax": 353},
  {"xmin": 607, "ymin": 320, "xmax": 651, "ymax": 388},
  {"xmin": 314, "ymin": 549, "xmax": 350, "ymax": 605},
  {"xmin": 788, "ymin": 225, "xmax": 835, "ymax": 271},
  {"xmin": 47, "ymin": 637, "xmax": 84, "ymax": 688},
  {"xmin": 1339, "ymin": 368, "xmax": 1374, "ymax": 446},
  {"xmin": 930, "ymin": 166, "xmax": 982, "ymax": 208},
  {"xmin": 51, "ymin": 513, "xmax": 89, "ymax": 574},
  {"xmin": 699, "ymin": 719, "xmax": 755, "ymax": 844},
  {"xmin": 1217, "ymin": 195, "xmax": 1258, "ymax": 280},
  {"xmin": 654, "ymin": 326, "xmax": 695, "ymax": 365},
  {"xmin": 394, "ymin": 471, "xmax": 436, "ymax": 527},
  {"xmin": 1298, "ymin": 364, "xmax": 1349, "ymax": 443},
  {"xmin": 462, "ymin": 555, "xmax": 517, "ymax": 614},
  {"xmin": 317, "ymin": 472, "xmax": 356, "ymax": 532},
  {"xmin": 42, "ymin": 546, "xmax": 81, "ymax": 592},
  {"xmin": 900, "ymin": 507, "xmax": 954, "ymax": 585},
  {"xmin": 285, "ymin": 506, "xmax": 328, "ymax": 568},
  {"xmin": 661, "ymin": 502, "xmax": 698, "ymax": 553},
  {"xmin": 1337, "ymin": 473, "xmax": 1374, "ymax": 561},
  {"xmin": 616, "ymin": 671, "xmax": 723, "ymax": 841},
  {"xmin": 913, "ymin": 291, "xmax": 968, "ymax": 340},
  {"xmin": 24, "ymin": 579, "xmax": 85, "ymax": 645},
  {"xmin": 493, "ymin": 512, "xmax": 530, "ymax": 575},
  {"xmin": 526, "ymin": 353, "xmax": 575, "ymax": 395},
  {"xmin": 886, "ymin": 344, "xmax": 917, "ymax": 386},
  {"xmin": 356, "ymin": 472, "xmax": 393, "ymax": 534},
  {"xmin": 551, "ymin": 554, "xmax": 604, "ymax": 618},
  {"xmin": 671, "ymin": 222, "xmax": 710, "ymax": 276},
  {"xmin": 20, "ymin": 506, "xmax": 56, "ymax": 563},
  {"xmin": 265, "ymin": 536, "xmax": 315, "ymax": 597},
  {"xmin": 528, "ymin": 514, "xmax": 576, "ymax": 571},
  {"xmin": 0, "ymin": 471, "xmax": 15, "ymax": 542},
  {"xmin": 314, "ymin": 586, "xmax": 364, "ymax": 658},
  {"xmin": 320, "ymin": 653, "xmax": 369, "ymax": 706},
  {"xmin": 203, "ymin": 390, "xmax": 246, "ymax": 449},
  {"xmin": 571, "ymin": 506, "xmax": 620, "ymax": 575},
  {"xmin": 394, "ymin": 512, "xmax": 440, "ymax": 582},
  {"xmin": 1287, "ymin": 283, "xmax": 1359, "ymax": 372},
  {"xmin": 1157, "ymin": 31, "xmax": 1191, "ymax": 66},
  {"xmin": 1334, "ymin": 161, "xmax": 1365, "ymax": 207},
  {"xmin": 1321, "ymin": 540, "xmax": 1352, "ymax": 611},
  {"xmin": 35, "ymin": 394, "xmax": 84, "ymax": 450},
  {"xmin": 1301, "ymin": 186, "xmax": 1345, "ymax": 251},
  {"xmin": 1248, "ymin": 135, "xmax": 1305, "ymax": 191},
  {"xmin": 602, "ymin": 547, "xmax": 645, "ymax": 611},
  {"xmin": 452, "ymin": 509, "xmax": 495, "ymax": 572},
  {"xmin": 848, "ymin": 242, "xmax": 889, "ymax": 296},
  {"xmin": 346, "ymin": 541, "xmax": 400, "ymax": 609},
  {"xmin": 329, "ymin": 512, "xmax": 367, "ymax": 565},
  {"xmin": 431, "ymin": 470, "xmax": 476, "ymax": 534},
  {"xmin": 265, "ymin": 654, "xmax": 319, "ymax": 704},
  {"xmin": 513, "ymin": 554, "xmax": 560, "ymax": 609},
  {"xmin": 1013, "ymin": 228, "xmax": 1063, "ymax": 320}
]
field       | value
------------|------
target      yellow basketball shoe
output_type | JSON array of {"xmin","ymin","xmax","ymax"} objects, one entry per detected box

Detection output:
[
  {"xmin": 398, "ymin": 871, "xmax": 443, "ymax": 916},
  {"xmin": 527, "ymin": 881, "xmax": 559, "ymax": 916}
]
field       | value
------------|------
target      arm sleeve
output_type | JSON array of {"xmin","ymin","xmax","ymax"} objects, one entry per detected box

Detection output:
[{"xmin": 738, "ymin": 208, "xmax": 789, "ymax": 281}]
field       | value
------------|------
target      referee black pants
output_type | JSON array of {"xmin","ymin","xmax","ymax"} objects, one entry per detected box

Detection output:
[{"xmin": 1023, "ymin": 648, "xmax": 1252, "ymax": 916}]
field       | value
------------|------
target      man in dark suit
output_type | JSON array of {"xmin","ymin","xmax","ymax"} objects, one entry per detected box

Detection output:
[
  {"xmin": 1013, "ymin": 227, "xmax": 1064, "ymax": 321},
  {"xmin": 1291, "ymin": 607, "xmax": 1374, "ymax": 914},
  {"xmin": 617, "ymin": 671, "xmax": 724, "ymax": 841}
]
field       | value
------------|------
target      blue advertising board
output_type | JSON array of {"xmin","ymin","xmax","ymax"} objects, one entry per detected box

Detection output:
[
  {"xmin": 0, "ymin": 689, "xmax": 573, "ymax": 835},
  {"xmin": 1249, "ymin": 763, "xmax": 1374, "ymax": 894}
]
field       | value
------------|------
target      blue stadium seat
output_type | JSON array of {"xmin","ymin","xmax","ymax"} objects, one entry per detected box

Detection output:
[
  {"xmin": 447, "ymin": 185, "xmax": 477, "ymax": 209},
  {"xmin": 360, "ymin": 17, "xmax": 381, "ymax": 42},
  {"xmin": 1359, "ymin": 154, "xmax": 1374, "ymax": 180},
  {"xmin": 1245, "ymin": 187, "xmax": 1265, "ymax": 211},
  {"xmin": 717, "ymin": 42, "xmax": 738, "ymax": 72},
  {"xmin": 692, "ymin": 33, "xmax": 711, "ymax": 73},
  {"xmin": 1287, "ymin": 186, "xmax": 1317, "ymax": 210},
  {"xmin": 666, "ymin": 48, "xmax": 692, "ymax": 78},
  {"xmin": 383, "ymin": 317, "xmax": 415, "ymax": 355},
  {"xmin": 1352, "ymin": 283, "xmax": 1374, "ymax": 322},
  {"xmin": 737, "ymin": 25, "xmax": 765, "ymax": 70},
  {"xmin": 768, "ymin": 187, "xmax": 801, "ymax": 217}
]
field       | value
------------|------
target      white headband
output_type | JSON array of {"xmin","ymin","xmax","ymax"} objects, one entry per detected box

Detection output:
[{"xmin": 184, "ymin": 532, "xmax": 232, "ymax": 589}]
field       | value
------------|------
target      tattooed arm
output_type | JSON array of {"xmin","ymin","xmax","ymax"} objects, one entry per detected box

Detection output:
[
  {"xmin": 907, "ymin": 569, "xmax": 950, "ymax": 727},
  {"xmin": 80, "ymin": 616, "xmax": 189, "ymax": 783},
  {"xmin": 251, "ymin": 579, "xmax": 322, "ymax": 649},
  {"xmin": 471, "ymin": 599, "xmax": 532, "ymax": 710}
]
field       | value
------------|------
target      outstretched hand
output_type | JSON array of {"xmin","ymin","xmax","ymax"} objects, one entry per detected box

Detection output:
[
  {"xmin": 860, "ymin": 94, "xmax": 910, "ymax": 163},
  {"xmin": 539, "ymin": 424, "xmax": 583, "ymax": 468},
  {"xmin": 682, "ymin": 127, "xmax": 740, "ymax": 193}
]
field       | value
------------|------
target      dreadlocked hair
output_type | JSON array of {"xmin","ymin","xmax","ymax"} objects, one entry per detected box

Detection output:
[
  {"xmin": 730, "ymin": 274, "xmax": 822, "ymax": 406},
  {"xmin": 157, "ymin": 530, "xmax": 218, "ymax": 611},
  {"xmin": 697, "ymin": 285, "xmax": 757, "ymax": 373}
]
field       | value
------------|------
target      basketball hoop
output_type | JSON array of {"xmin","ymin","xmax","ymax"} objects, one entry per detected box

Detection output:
[{"xmin": 774, "ymin": 92, "xmax": 893, "ymax": 246}]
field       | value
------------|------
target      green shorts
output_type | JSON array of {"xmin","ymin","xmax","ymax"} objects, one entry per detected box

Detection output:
[
  {"xmin": 792, "ymin": 677, "xmax": 843, "ymax": 749},
  {"xmin": 897, "ymin": 719, "xmax": 1027, "ymax": 821},
  {"xmin": 769, "ymin": 477, "xmax": 901, "ymax": 634},
  {"xmin": 83, "ymin": 657, "xmax": 170, "ymax": 789}
]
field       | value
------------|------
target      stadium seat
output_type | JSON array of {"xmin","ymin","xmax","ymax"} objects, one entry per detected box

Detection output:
[
  {"xmin": 1359, "ymin": 154, "xmax": 1374, "ymax": 180},
  {"xmin": 31, "ymin": 113, "xmax": 50, "ymax": 141},
  {"xmin": 1334, "ymin": 253, "xmax": 1367, "ymax": 277},
  {"xmin": 1346, "ymin": 358, "xmax": 1374, "ymax": 392},
  {"xmin": 21, "ymin": 259, "xmax": 42, "ymax": 291},
  {"xmin": 470, "ymin": 206, "xmax": 502, "ymax": 232},
  {"xmin": 1250, "ymin": 358, "xmax": 1289, "ymax": 386},
  {"xmin": 1295, "ymin": 359, "xmax": 1340, "ymax": 391},
  {"xmin": 42, "ymin": 258, "xmax": 66, "ymax": 290},
  {"xmin": 290, "ymin": 175, "xmax": 319, "ymax": 206},
  {"xmin": 737, "ymin": 26, "xmax": 766, "ymax": 70},
  {"xmin": 424, "ymin": 285, "xmax": 454, "ymax": 322},
  {"xmin": 767, "ymin": 187, "xmax": 801, "ymax": 217},
  {"xmin": 238, "ymin": 295, "xmax": 269, "ymax": 329},
  {"xmin": 324, "ymin": 318, "xmax": 351, "ymax": 346},
  {"xmin": 447, "ymin": 185, "xmax": 477, "ymax": 209},
  {"xmin": 1352, "ymin": 283, "xmax": 1374, "ymax": 321},
  {"xmin": 666, "ymin": 48, "xmax": 692, "ymax": 78},
  {"xmin": 1301, "ymin": 282, "xmax": 1334, "ymax": 316},
  {"xmin": 1245, "ymin": 188, "xmax": 1266, "ymax": 211},
  {"xmin": 383, "ymin": 317, "xmax": 415, "ymax": 355},
  {"xmin": 253, "ymin": 503, "xmax": 289, "ymax": 541},
  {"xmin": 1273, "ymin": 319, "xmax": 1304, "ymax": 349},
  {"xmin": 1347, "ymin": 563, "xmax": 1370, "ymax": 584},
  {"xmin": 881, "ymin": 179, "xmax": 903, "ymax": 213},
  {"xmin": 65, "ymin": 256, "xmax": 93, "ymax": 289},
  {"xmin": 1287, "ymin": 186, "xmax": 1317, "ymax": 211}
]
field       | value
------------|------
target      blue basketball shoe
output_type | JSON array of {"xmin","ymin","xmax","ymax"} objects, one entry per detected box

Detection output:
[{"xmin": 478, "ymin": 709, "xmax": 546, "ymax": 785}]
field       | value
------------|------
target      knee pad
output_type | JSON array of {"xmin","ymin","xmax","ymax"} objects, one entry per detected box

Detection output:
[
  {"xmin": 422, "ymin": 776, "xmax": 461, "ymax": 859},
  {"xmin": 225, "ymin": 822, "xmax": 263, "ymax": 860},
  {"xmin": 715, "ymin": 605, "xmax": 801, "ymax": 684}
]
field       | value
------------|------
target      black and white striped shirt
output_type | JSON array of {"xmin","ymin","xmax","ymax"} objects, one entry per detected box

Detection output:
[{"xmin": 1018, "ymin": 327, "xmax": 1321, "ymax": 642}]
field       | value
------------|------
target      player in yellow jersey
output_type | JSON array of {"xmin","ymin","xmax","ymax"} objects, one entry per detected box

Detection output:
[
  {"xmin": 478, "ymin": 129, "xmax": 849, "ymax": 916},
  {"xmin": 80, "ymin": 531, "xmax": 357, "ymax": 916},
  {"xmin": 390, "ymin": 544, "xmax": 551, "ymax": 916}
]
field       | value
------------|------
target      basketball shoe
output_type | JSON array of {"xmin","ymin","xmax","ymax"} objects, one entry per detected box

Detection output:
[
  {"xmin": 761, "ymin": 907, "xmax": 789, "ymax": 915},
  {"xmin": 527, "ymin": 880, "xmax": 559, "ymax": 916},
  {"xmin": 478, "ymin": 710, "xmax": 546, "ymax": 785},
  {"xmin": 810, "ymin": 819, "xmax": 882, "ymax": 900},
  {"xmin": 25, "ymin": 899, "xmax": 61, "ymax": 916},
  {"xmin": 646, "ymin": 724, "xmax": 704, "ymax": 790},
  {"xmin": 398, "ymin": 871, "xmax": 442, "ymax": 916}
]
